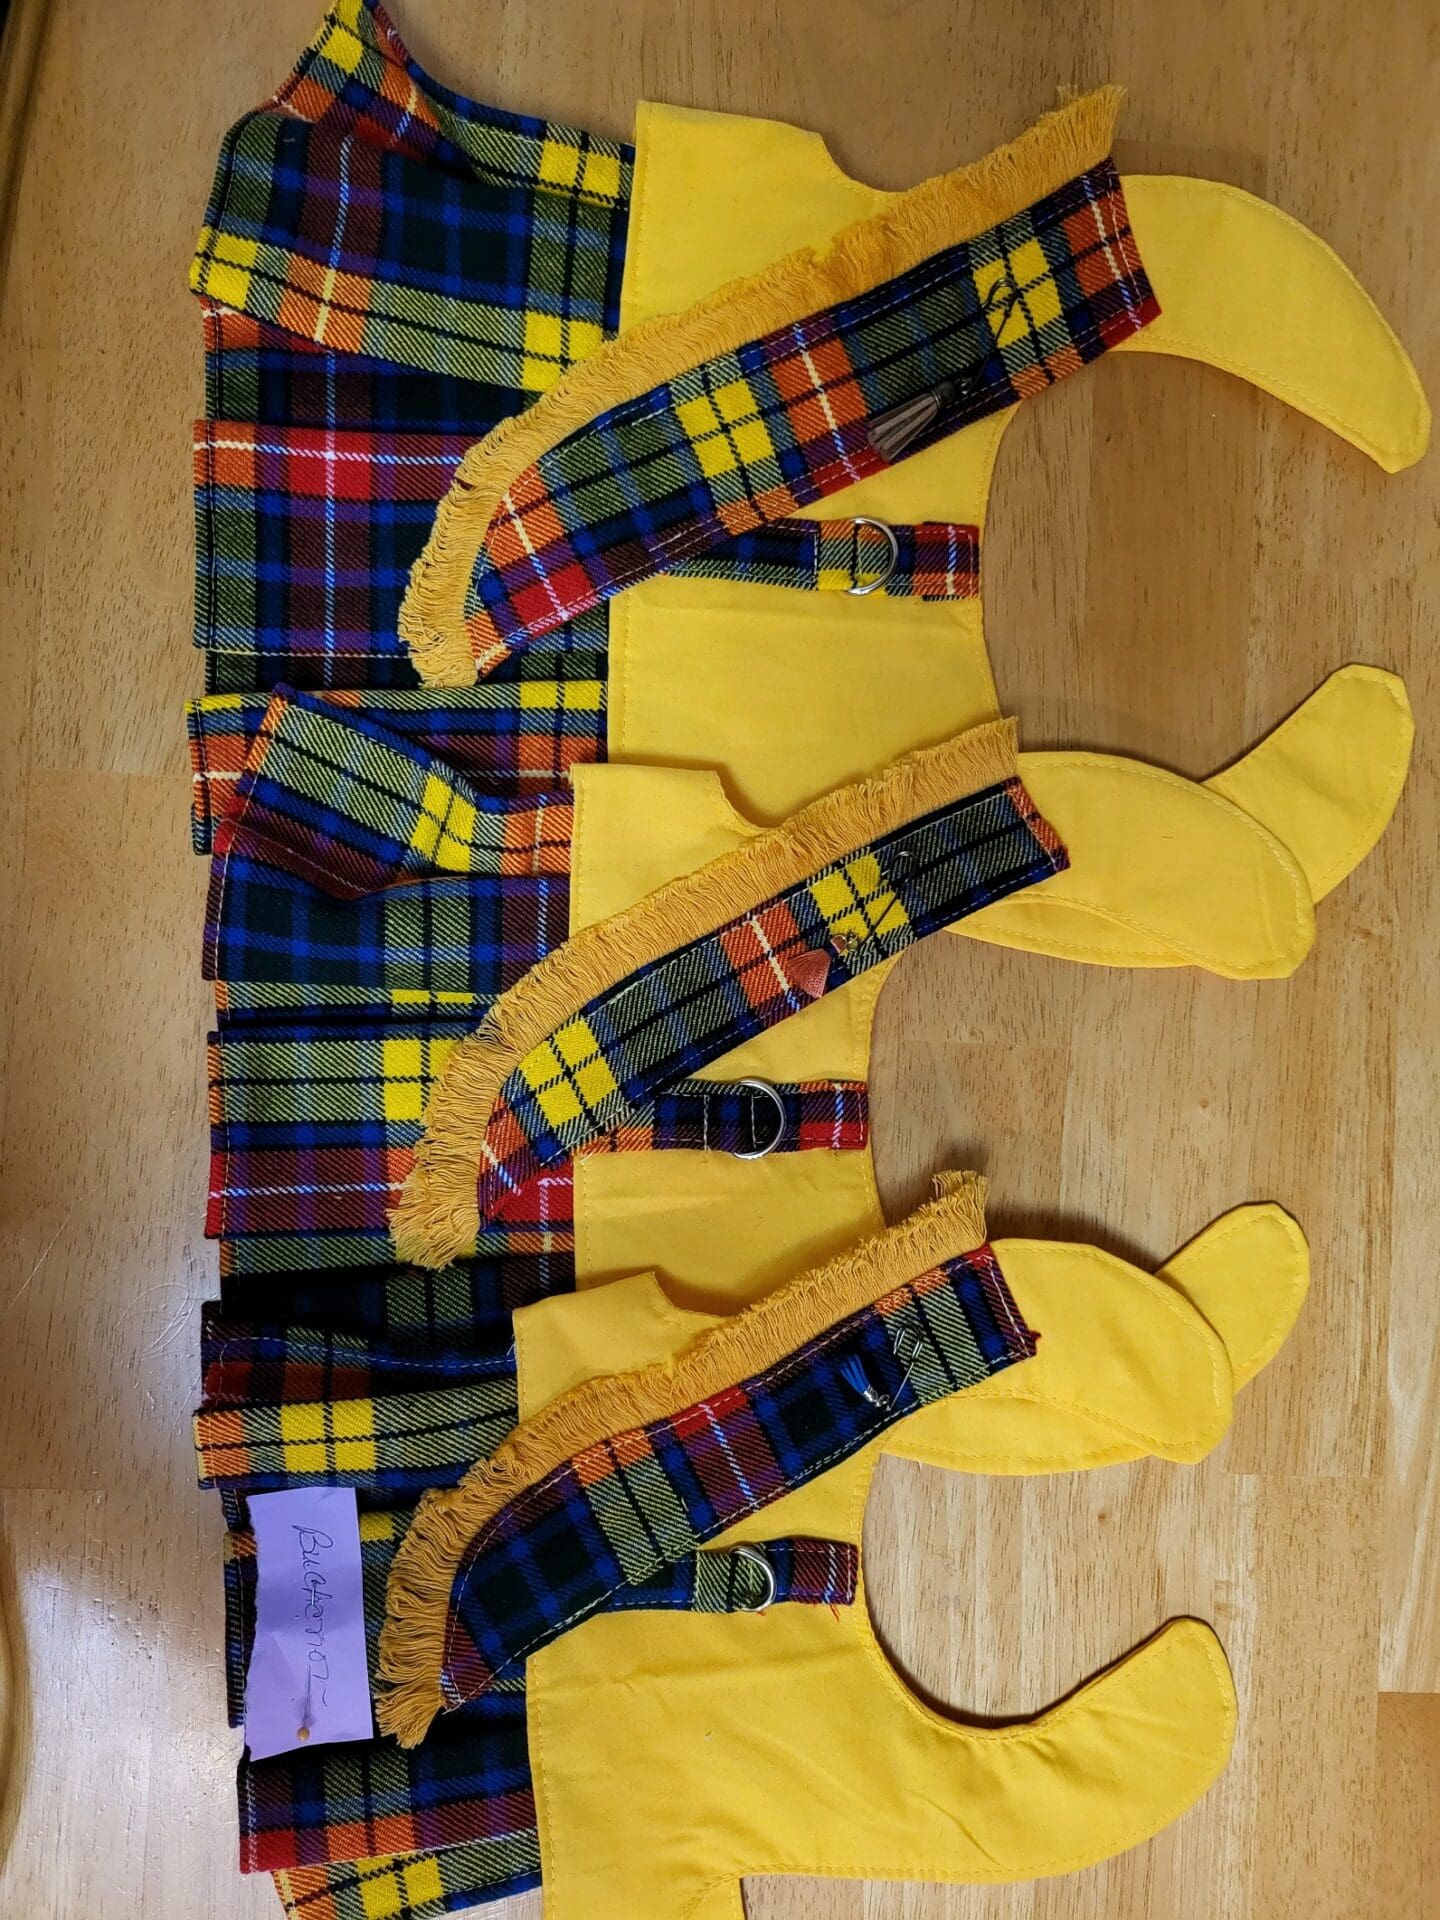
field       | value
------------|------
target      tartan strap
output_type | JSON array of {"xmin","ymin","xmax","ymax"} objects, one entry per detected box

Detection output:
[
  {"xmin": 207, "ymin": 1013, "xmax": 868, "ymax": 1273},
  {"xmin": 671, "ymin": 517, "xmax": 979, "ymax": 600},
  {"xmin": 376, "ymin": 1178, "xmax": 1036, "ymax": 1738},
  {"xmin": 228, "ymin": 1504, "xmax": 853, "ymax": 1877},
  {"xmin": 212, "ymin": 688, "xmax": 575, "ymax": 897},
  {"xmin": 223, "ymin": 1517, "xmax": 854, "ymax": 1731},
  {"xmin": 391, "ymin": 725, "xmax": 1064, "ymax": 1262},
  {"xmin": 399, "ymin": 107, "xmax": 1157, "ymax": 682}
]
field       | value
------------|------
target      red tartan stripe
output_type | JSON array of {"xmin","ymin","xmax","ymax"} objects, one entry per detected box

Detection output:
[
  {"xmin": 242, "ymin": 1786, "xmax": 539, "ymax": 1875},
  {"xmin": 196, "ymin": 419, "xmax": 474, "ymax": 501}
]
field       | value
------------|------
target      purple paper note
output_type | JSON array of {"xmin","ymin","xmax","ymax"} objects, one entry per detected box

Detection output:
[{"xmin": 244, "ymin": 1486, "xmax": 373, "ymax": 1761}]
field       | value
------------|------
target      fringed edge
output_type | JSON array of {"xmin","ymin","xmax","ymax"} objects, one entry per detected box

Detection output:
[
  {"xmin": 376, "ymin": 1169, "xmax": 988, "ymax": 1745},
  {"xmin": 389, "ymin": 718, "xmax": 1017, "ymax": 1268},
  {"xmin": 399, "ymin": 86, "xmax": 1124, "ymax": 685}
]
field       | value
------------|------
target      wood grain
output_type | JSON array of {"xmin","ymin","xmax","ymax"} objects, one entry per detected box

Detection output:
[{"xmin": 0, "ymin": 3, "xmax": 1434, "ymax": 1916}]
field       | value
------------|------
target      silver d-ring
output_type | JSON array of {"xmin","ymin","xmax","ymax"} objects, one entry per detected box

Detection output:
[
  {"xmin": 730, "ymin": 1077, "xmax": 786, "ymax": 1161},
  {"xmin": 846, "ymin": 515, "xmax": 900, "ymax": 596},
  {"xmin": 732, "ymin": 1543, "xmax": 777, "ymax": 1613}
]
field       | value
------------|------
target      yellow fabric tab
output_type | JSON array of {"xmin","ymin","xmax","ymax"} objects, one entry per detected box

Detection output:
[
  {"xmin": 1203, "ymin": 665, "xmax": 1414, "ymax": 903},
  {"xmin": 965, "ymin": 748, "xmax": 1315, "ymax": 979},
  {"xmin": 567, "ymin": 762, "xmax": 887, "ymax": 1301},
  {"xmin": 1119, "ymin": 176, "xmax": 1430, "ymax": 474},
  {"xmin": 514, "ymin": 1200, "xmax": 1303, "ymax": 1915}
]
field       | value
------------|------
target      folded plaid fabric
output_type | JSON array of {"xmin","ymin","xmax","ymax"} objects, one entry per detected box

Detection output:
[
  {"xmin": 212, "ymin": 691, "xmax": 574, "ymax": 893},
  {"xmin": 200, "ymin": 1302, "xmax": 510, "ymax": 1406},
  {"xmin": 208, "ymin": 1018, "xmax": 868, "ymax": 1274},
  {"xmin": 394, "ymin": 727, "xmax": 1064, "ymax": 1259},
  {"xmin": 204, "ymin": 691, "xmax": 572, "ymax": 1000},
  {"xmin": 202, "ymin": 302, "xmax": 509, "ymax": 441},
  {"xmin": 192, "ymin": 0, "xmax": 632, "ymax": 712},
  {"xmin": 399, "ymin": 99, "xmax": 1156, "ymax": 681},
  {"xmin": 273, "ymin": 1842, "xmax": 531, "ymax": 1920},
  {"xmin": 195, "ymin": 417, "xmax": 978, "ymax": 693},
  {"xmin": 195, "ymin": 1377, "xmax": 519, "ymax": 1497},
  {"xmin": 188, "ymin": 678, "xmax": 606, "ymax": 857},
  {"xmin": 217, "ymin": 1254, "xmax": 564, "ymax": 1346},
  {"xmin": 377, "ymin": 1176, "xmax": 1032, "ymax": 1733},
  {"xmin": 213, "ymin": 981, "xmax": 492, "ymax": 1028},
  {"xmin": 191, "ymin": 2, "xmax": 630, "ymax": 403}
]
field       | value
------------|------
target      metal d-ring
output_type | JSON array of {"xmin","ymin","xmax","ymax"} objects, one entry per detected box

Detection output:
[
  {"xmin": 732, "ymin": 1543, "xmax": 778, "ymax": 1613},
  {"xmin": 730, "ymin": 1077, "xmax": 787, "ymax": 1161},
  {"xmin": 845, "ymin": 515, "xmax": 901, "ymax": 596}
]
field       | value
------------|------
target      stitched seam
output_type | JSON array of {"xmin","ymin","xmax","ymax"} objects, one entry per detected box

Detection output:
[{"xmin": 676, "ymin": 1630, "xmax": 1232, "ymax": 1913}]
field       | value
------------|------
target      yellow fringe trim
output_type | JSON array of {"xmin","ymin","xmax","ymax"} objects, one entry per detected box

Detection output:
[
  {"xmin": 400, "ymin": 87, "xmax": 1124, "ymax": 684},
  {"xmin": 390, "ymin": 719, "xmax": 1018, "ymax": 1268},
  {"xmin": 377, "ymin": 1169, "xmax": 988, "ymax": 1746}
]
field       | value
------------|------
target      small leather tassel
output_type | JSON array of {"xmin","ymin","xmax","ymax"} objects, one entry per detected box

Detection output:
[{"xmin": 866, "ymin": 379, "xmax": 955, "ymax": 462}]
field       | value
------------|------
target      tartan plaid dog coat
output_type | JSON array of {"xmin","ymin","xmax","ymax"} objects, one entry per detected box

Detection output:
[{"xmin": 178, "ymin": 8, "xmax": 1187, "ymax": 1916}]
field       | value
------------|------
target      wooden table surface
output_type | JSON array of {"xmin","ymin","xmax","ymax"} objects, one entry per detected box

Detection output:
[{"xmin": 0, "ymin": 2, "xmax": 1436, "ymax": 1915}]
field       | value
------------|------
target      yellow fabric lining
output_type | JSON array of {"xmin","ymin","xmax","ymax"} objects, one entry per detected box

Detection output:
[{"xmin": 518, "ymin": 1196, "xmax": 1308, "ymax": 1915}]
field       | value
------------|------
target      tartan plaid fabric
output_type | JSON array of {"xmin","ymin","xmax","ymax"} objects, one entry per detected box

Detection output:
[
  {"xmin": 212, "ymin": 689, "xmax": 574, "ymax": 894},
  {"xmin": 213, "ymin": 981, "xmax": 491, "ymax": 1027},
  {"xmin": 194, "ymin": 416, "xmax": 612, "ymax": 693},
  {"xmin": 208, "ymin": 1018, "xmax": 867, "ymax": 1272},
  {"xmin": 679, "ymin": 517, "xmax": 980, "ymax": 599},
  {"xmin": 241, "ymin": 1662, "xmax": 534, "ymax": 1878},
  {"xmin": 222, "ymin": 1512, "xmax": 854, "ymax": 1730},
  {"xmin": 194, "ymin": 416, "xmax": 976, "ymax": 695},
  {"xmin": 188, "ymin": 679, "xmax": 606, "ymax": 857},
  {"xmin": 200, "ymin": 1302, "xmax": 513, "ymax": 1408},
  {"xmin": 194, "ymin": 420, "xmax": 480, "ymax": 688},
  {"xmin": 195, "ymin": 1375, "xmax": 519, "ymax": 1496},
  {"xmin": 455, "ymin": 157, "xmax": 1156, "ymax": 670},
  {"xmin": 274, "ymin": 1842, "xmax": 534, "ymax": 1920},
  {"xmin": 439, "ymin": 1240, "xmax": 1034, "ymax": 1704},
  {"xmin": 202, "ymin": 301, "xmax": 511, "ymax": 440},
  {"xmin": 191, "ymin": 3, "xmax": 630, "ymax": 402},
  {"xmin": 203, "ymin": 692, "xmax": 572, "ymax": 1001},
  {"xmin": 216, "ymin": 1166, "xmax": 573, "ymax": 1283},
  {"xmin": 472, "ymin": 776, "xmax": 1066, "ymax": 1225},
  {"xmin": 218, "ymin": 1252, "xmax": 566, "ymax": 1345}
]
